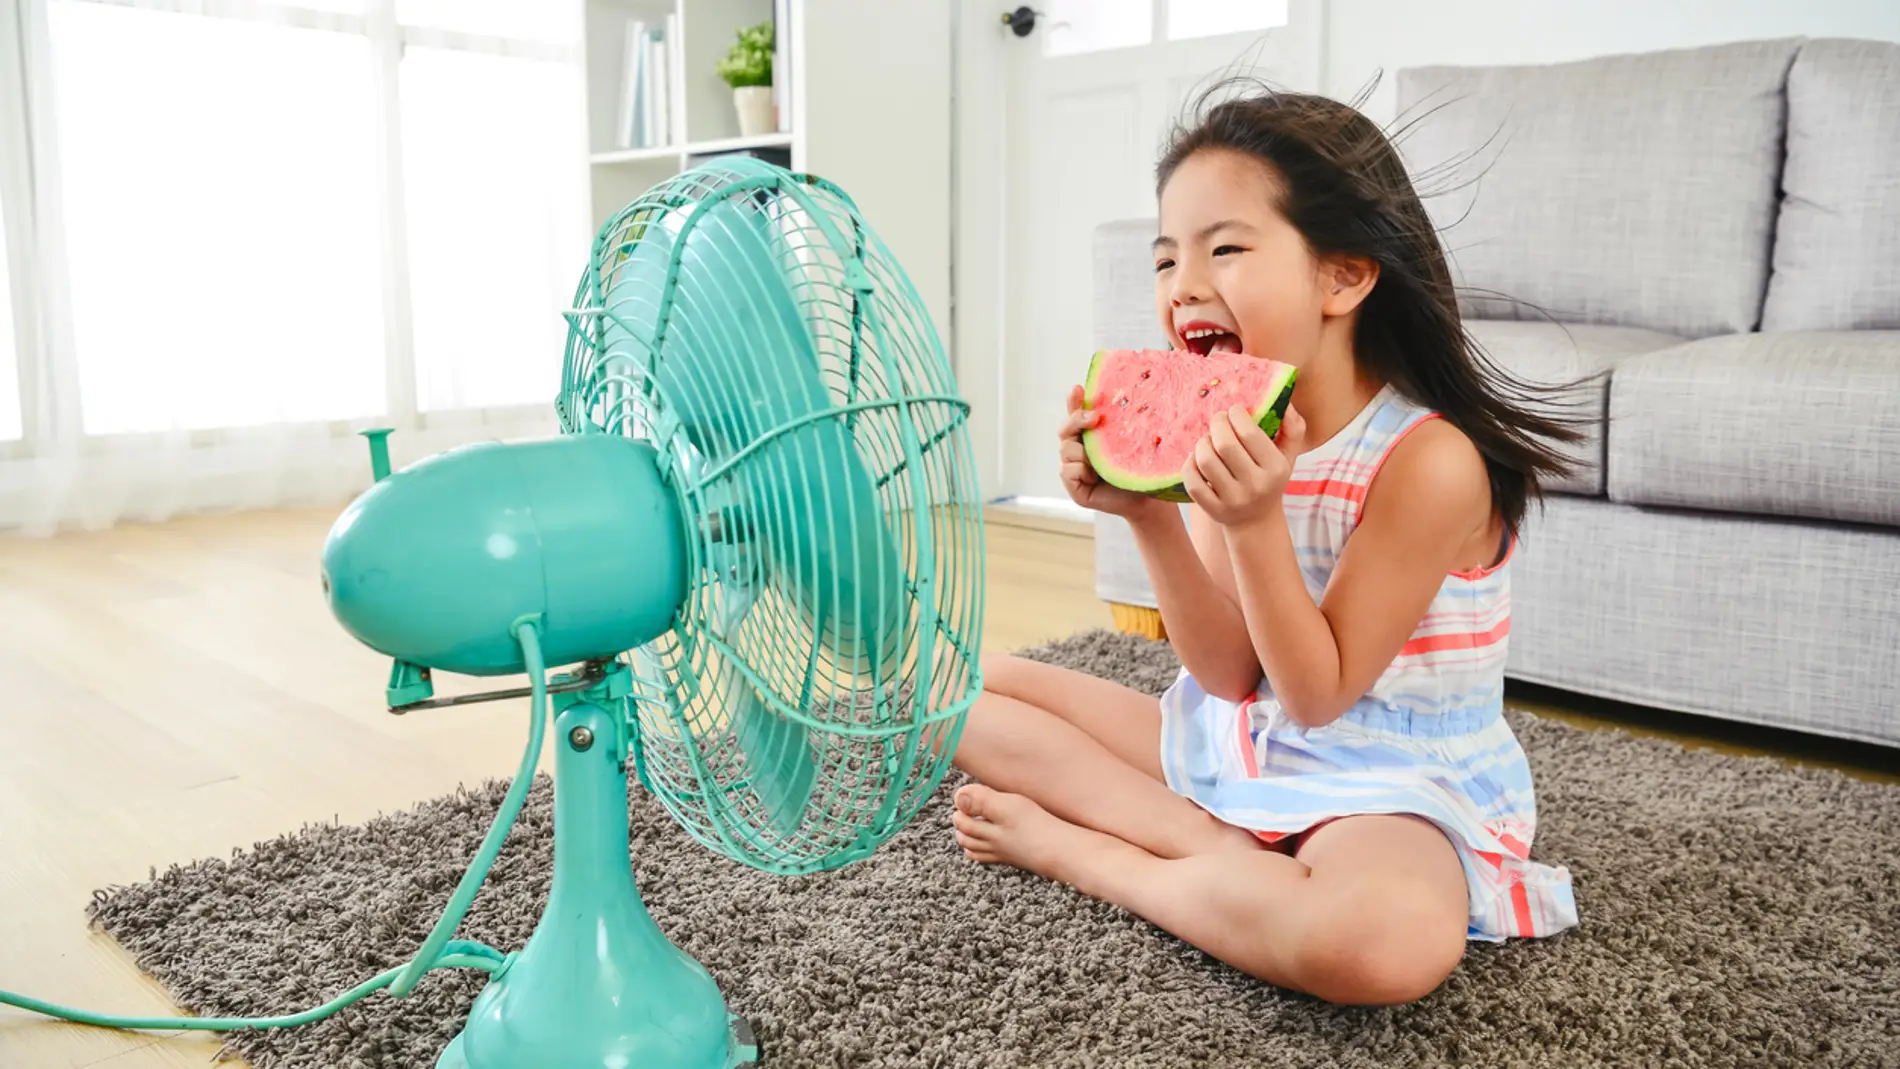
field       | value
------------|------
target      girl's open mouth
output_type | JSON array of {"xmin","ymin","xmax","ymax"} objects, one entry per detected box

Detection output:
[{"xmin": 1180, "ymin": 325, "xmax": 1242, "ymax": 356}]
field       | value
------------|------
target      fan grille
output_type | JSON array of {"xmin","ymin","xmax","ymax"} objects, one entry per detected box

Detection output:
[{"xmin": 558, "ymin": 157, "xmax": 983, "ymax": 874}]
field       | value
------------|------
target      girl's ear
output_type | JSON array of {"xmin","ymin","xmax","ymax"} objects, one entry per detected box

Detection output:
[{"xmin": 1319, "ymin": 255, "xmax": 1379, "ymax": 317}]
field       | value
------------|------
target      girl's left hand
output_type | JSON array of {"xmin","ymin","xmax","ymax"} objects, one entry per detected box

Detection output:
[{"xmin": 1182, "ymin": 403, "xmax": 1307, "ymax": 528}]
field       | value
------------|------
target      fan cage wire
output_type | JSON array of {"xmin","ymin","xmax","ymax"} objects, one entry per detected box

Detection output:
[{"xmin": 558, "ymin": 161, "xmax": 984, "ymax": 872}]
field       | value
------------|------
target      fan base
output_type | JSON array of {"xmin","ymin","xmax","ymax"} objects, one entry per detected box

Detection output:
[
  {"xmin": 430, "ymin": 693, "xmax": 759, "ymax": 1068},
  {"xmin": 434, "ymin": 1014, "xmax": 759, "ymax": 1069}
]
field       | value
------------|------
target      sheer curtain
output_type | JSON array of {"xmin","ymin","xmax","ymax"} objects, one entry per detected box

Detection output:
[
  {"xmin": 0, "ymin": 197, "xmax": 18, "ymax": 445},
  {"xmin": 0, "ymin": 0, "xmax": 589, "ymax": 535}
]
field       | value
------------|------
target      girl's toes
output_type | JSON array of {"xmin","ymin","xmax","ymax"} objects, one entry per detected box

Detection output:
[
  {"xmin": 954, "ymin": 783, "xmax": 994, "ymax": 816},
  {"xmin": 955, "ymin": 828, "xmax": 998, "ymax": 862}
]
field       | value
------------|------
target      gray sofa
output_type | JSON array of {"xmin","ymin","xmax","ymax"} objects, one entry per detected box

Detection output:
[{"xmin": 1090, "ymin": 37, "xmax": 1900, "ymax": 750}]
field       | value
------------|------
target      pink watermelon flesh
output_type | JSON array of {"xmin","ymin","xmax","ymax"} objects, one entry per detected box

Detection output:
[{"xmin": 1082, "ymin": 348, "xmax": 1298, "ymax": 502}]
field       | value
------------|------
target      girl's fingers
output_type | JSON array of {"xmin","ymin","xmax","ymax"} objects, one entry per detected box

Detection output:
[
  {"xmin": 1226, "ymin": 406, "xmax": 1276, "ymax": 466},
  {"xmin": 1194, "ymin": 435, "xmax": 1234, "ymax": 496},
  {"xmin": 1209, "ymin": 410, "xmax": 1256, "ymax": 471},
  {"xmin": 1060, "ymin": 405, "xmax": 1099, "ymax": 440},
  {"xmin": 1275, "ymin": 403, "xmax": 1306, "ymax": 454},
  {"xmin": 1181, "ymin": 453, "xmax": 1212, "ymax": 504}
]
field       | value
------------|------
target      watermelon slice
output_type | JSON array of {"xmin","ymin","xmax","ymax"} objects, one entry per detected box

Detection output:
[{"xmin": 1081, "ymin": 348, "xmax": 1297, "ymax": 503}]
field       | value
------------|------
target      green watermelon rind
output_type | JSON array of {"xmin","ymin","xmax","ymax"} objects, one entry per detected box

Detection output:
[{"xmin": 1081, "ymin": 348, "xmax": 1298, "ymax": 503}]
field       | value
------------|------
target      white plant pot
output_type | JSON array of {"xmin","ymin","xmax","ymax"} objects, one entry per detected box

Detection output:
[{"xmin": 733, "ymin": 85, "xmax": 775, "ymax": 137}]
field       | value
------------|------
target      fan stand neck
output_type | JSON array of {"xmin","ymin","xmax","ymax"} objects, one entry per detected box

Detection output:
[{"xmin": 436, "ymin": 666, "xmax": 758, "ymax": 1069}]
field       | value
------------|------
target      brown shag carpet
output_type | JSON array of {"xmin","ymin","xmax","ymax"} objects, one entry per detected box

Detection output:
[{"xmin": 86, "ymin": 630, "xmax": 1900, "ymax": 1068}]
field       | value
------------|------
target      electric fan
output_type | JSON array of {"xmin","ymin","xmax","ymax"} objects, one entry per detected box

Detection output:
[{"xmin": 0, "ymin": 156, "xmax": 984, "ymax": 1068}]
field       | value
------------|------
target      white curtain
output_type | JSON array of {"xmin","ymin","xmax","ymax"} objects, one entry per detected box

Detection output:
[{"xmin": 0, "ymin": 0, "xmax": 590, "ymax": 535}]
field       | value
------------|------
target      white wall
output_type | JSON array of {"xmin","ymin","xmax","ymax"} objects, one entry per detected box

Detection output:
[
  {"xmin": 1322, "ymin": 0, "xmax": 1900, "ymax": 123},
  {"xmin": 800, "ymin": 0, "xmax": 954, "ymax": 355}
]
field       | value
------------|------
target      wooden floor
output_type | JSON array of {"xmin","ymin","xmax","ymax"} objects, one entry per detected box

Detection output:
[{"xmin": 0, "ymin": 505, "xmax": 1890, "ymax": 1068}]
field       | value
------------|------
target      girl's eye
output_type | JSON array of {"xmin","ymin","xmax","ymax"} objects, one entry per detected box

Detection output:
[
  {"xmin": 1213, "ymin": 245, "xmax": 1243, "ymax": 257},
  {"xmin": 1153, "ymin": 259, "xmax": 1175, "ymax": 273}
]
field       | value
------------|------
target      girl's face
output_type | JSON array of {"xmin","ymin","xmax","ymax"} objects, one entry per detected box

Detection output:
[{"xmin": 1152, "ymin": 148, "xmax": 1327, "ymax": 368}]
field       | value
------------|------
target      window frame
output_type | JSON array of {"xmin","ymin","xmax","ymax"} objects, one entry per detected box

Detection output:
[{"xmin": 0, "ymin": 0, "xmax": 583, "ymax": 463}]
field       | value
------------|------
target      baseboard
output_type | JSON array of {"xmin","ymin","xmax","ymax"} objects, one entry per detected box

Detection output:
[{"xmin": 984, "ymin": 499, "xmax": 1093, "ymax": 538}]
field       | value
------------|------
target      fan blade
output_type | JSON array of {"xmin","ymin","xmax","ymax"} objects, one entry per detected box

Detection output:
[
  {"xmin": 730, "ymin": 686, "xmax": 817, "ymax": 841},
  {"xmin": 600, "ymin": 190, "xmax": 908, "ymax": 676}
]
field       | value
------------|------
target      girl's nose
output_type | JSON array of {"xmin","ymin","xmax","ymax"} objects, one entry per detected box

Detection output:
[
  {"xmin": 1170, "ymin": 275, "xmax": 1200, "ymax": 309},
  {"xmin": 1169, "ymin": 253, "xmax": 1212, "ymax": 307},
  {"xmin": 1171, "ymin": 277, "xmax": 1208, "ymax": 307}
]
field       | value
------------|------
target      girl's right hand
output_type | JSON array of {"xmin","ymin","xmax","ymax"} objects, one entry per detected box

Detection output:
[{"xmin": 1059, "ymin": 385, "xmax": 1164, "ymax": 520}]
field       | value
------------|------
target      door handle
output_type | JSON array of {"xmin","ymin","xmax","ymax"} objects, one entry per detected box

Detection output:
[{"xmin": 1001, "ymin": 6, "xmax": 1041, "ymax": 38}]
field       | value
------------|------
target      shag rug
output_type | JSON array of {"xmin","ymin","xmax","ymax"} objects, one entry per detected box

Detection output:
[{"xmin": 88, "ymin": 631, "xmax": 1899, "ymax": 1068}]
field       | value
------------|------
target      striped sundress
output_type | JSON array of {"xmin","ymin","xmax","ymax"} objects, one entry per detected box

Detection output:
[{"xmin": 1157, "ymin": 383, "xmax": 1578, "ymax": 942}]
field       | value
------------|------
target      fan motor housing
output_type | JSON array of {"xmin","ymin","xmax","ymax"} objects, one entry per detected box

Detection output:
[{"xmin": 321, "ymin": 434, "xmax": 687, "ymax": 675}]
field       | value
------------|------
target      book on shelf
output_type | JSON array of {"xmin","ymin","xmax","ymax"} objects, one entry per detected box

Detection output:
[
  {"xmin": 773, "ymin": 0, "xmax": 792, "ymax": 133},
  {"xmin": 615, "ymin": 17, "xmax": 675, "ymax": 150}
]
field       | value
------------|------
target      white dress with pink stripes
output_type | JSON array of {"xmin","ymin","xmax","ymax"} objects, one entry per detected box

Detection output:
[{"xmin": 1157, "ymin": 383, "xmax": 1578, "ymax": 942}]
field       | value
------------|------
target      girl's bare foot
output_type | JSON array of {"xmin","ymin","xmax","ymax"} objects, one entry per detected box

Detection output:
[{"xmin": 950, "ymin": 783, "xmax": 1110, "ymax": 884}]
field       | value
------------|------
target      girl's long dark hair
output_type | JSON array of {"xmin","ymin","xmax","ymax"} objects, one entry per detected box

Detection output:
[{"xmin": 1156, "ymin": 78, "xmax": 1584, "ymax": 537}]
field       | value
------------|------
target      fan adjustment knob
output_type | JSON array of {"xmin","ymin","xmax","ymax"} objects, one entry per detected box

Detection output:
[{"xmin": 359, "ymin": 427, "xmax": 395, "ymax": 482}]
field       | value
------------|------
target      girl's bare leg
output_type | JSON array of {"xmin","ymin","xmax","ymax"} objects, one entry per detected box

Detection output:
[
  {"xmin": 950, "ymin": 653, "xmax": 1265, "ymax": 860},
  {"xmin": 953, "ymin": 787, "xmax": 1469, "ymax": 1006},
  {"xmin": 977, "ymin": 652, "xmax": 1171, "ymax": 779}
]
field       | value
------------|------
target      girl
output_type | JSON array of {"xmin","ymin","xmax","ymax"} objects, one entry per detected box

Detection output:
[{"xmin": 948, "ymin": 84, "xmax": 1580, "ymax": 1007}]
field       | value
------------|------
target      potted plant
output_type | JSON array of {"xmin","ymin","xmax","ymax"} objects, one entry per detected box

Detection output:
[{"xmin": 716, "ymin": 20, "xmax": 775, "ymax": 137}]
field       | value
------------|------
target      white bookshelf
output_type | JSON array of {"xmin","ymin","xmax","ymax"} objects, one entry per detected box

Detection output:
[
  {"xmin": 579, "ymin": 0, "xmax": 954, "ymax": 356},
  {"xmin": 591, "ymin": 131, "xmax": 794, "ymax": 167},
  {"xmin": 584, "ymin": 0, "xmax": 795, "ymax": 228}
]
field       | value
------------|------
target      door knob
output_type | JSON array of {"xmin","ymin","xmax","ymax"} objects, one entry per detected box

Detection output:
[{"xmin": 1001, "ymin": 6, "xmax": 1040, "ymax": 37}]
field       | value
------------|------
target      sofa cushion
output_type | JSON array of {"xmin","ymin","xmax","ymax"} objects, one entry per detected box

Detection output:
[
  {"xmin": 1606, "ymin": 332, "xmax": 1900, "ymax": 527},
  {"xmin": 1762, "ymin": 39, "xmax": 1900, "ymax": 332},
  {"xmin": 1395, "ymin": 38, "xmax": 1801, "ymax": 338},
  {"xmin": 1468, "ymin": 320, "xmax": 1684, "ymax": 496},
  {"xmin": 1092, "ymin": 218, "xmax": 1170, "ymax": 352}
]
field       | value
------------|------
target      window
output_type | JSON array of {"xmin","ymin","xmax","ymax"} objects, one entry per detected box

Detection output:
[
  {"xmin": 400, "ymin": 47, "xmax": 587, "ymax": 412},
  {"xmin": 1167, "ymin": 0, "xmax": 1288, "ymax": 42},
  {"xmin": 48, "ymin": 2, "xmax": 386, "ymax": 434},
  {"xmin": 1041, "ymin": 0, "xmax": 1289, "ymax": 57},
  {"xmin": 34, "ymin": 0, "xmax": 585, "ymax": 437},
  {"xmin": 1042, "ymin": 0, "xmax": 1151, "ymax": 58},
  {"xmin": 397, "ymin": 0, "xmax": 579, "ymax": 46},
  {"xmin": 0, "ymin": 201, "xmax": 18, "ymax": 442}
]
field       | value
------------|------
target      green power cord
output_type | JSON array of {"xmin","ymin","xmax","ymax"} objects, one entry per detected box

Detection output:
[
  {"xmin": 0, "ymin": 620, "xmax": 552, "ymax": 1034},
  {"xmin": 0, "ymin": 945, "xmax": 507, "ymax": 1033}
]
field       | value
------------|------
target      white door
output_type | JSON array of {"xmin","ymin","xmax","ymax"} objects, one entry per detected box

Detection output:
[{"xmin": 955, "ymin": 0, "xmax": 1324, "ymax": 506}]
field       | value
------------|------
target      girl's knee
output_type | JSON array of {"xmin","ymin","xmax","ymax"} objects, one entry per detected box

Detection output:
[
  {"xmin": 979, "ymin": 651, "xmax": 1033, "ymax": 696},
  {"xmin": 1291, "ymin": 887, "xmax": 1464, "ymax": 1006},
  {"xmin": 943, "ymin": 685, "xmax": 1019, "ymax": 769}
]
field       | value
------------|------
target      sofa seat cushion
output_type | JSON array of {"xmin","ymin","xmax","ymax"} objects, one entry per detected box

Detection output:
[
  {"xmin": 1763, "ymin": 39, "xmax": 1900, "ymax": 331},
  {"xmin": 1468, "ymin": 320, "xmax": 1684, "ymax": 496},
  {"xmin": 1606, "ymin": 332, "xmax": 1900, "ymax": 527},
  {"xmin": 1093, "ymin": 218, "xmax": 1171, "ymax": 351},
  {"xmin": 1395, "ymin": 38, "xmax": 1800, "ymax": 338}
]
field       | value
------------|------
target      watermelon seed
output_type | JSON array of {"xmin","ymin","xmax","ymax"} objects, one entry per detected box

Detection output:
[
  {"xmin": 1118, "ymin": 398, "xmax": 1128, "ymax": 406},
  {"xmin": 1140, "ymin": 370, "xmax": 1151, "ymax": 379},
  {"xmin": 1152, "ymin": 436, "xmax": 1162, "ymax": 447}
]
